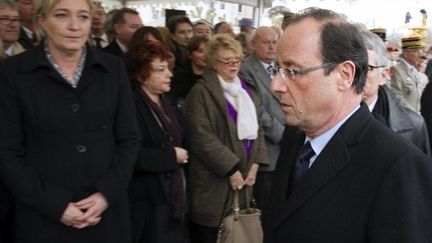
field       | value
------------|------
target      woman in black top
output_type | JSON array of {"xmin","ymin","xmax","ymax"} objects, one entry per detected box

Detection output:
[{"xmin": 125, "ymin": 41, "xmax": 189, "ymax": 243}]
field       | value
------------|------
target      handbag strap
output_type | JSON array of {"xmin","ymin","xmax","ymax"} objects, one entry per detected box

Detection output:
[{"xmin": 232, "ymin": 186, "xmax": 256, "ymax": 219}]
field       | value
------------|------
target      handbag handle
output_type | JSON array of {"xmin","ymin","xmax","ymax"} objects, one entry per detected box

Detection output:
[{"xmin": 232, "ymin": 186, "xmax": 254, "ymax": 220}]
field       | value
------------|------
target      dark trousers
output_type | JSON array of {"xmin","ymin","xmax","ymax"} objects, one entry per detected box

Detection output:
[
  {"xmin": 0, "ymin": 183, "xmax": 13, "ymax": 243},
  {"xmin": 188, "ymin": 220, "xmax": 218, "ymax": 243},
  {"xmin": 130, "ymin": 202, "xmax": 185, "ymax": 243},
  {"xmin": 254, "ymin": 171, "xmax": 274, "ymax": 212}
]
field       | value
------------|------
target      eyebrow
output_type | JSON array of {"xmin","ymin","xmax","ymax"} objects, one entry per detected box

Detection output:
[{"xmin": 53, "ymin": 8, "xmax": 90, "ymax": 14}]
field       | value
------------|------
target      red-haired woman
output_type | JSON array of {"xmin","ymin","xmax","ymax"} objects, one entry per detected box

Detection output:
[{"xmin": 124, "ymin": 41, "xmax": 188, "ymax": 243}]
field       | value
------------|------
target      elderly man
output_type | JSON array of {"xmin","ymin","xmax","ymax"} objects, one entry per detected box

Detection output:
[
  {"xmin": 390, "ymin": 36, "xmax": 428, "ymax": 112},
  {"xmin": 359, "ymin": 28, "xmax": 430, "ymax": 156},
  {"xmin": 90, "ymin": 1, "xmax": 108, "ymax": 49},
  {"xmin": 0, "ymin": 0, "xmax": 24, "ymax": 57},
  {"xmin": 239, "ymin": 26, "xmax": 284, "ymax": 211},
  {"xmin": 193, "ymin": 20, "xmax": 212, "ymax": 39},
  {"xmin": 264, "ymin": 8, "xmax": 432, "ymax": 243}
]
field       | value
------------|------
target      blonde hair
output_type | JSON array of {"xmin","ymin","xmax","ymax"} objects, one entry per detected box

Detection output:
[
  {"xmin": 33, "ymin": 0, "xmax": 93, "ymax": 39},
  {"xmin": 206, "ymin": 34, "xmax": 244, "ymax": 69},
  {"xmin": 34, "ymin": 0, "xmax": 93, "ymax": 17}
]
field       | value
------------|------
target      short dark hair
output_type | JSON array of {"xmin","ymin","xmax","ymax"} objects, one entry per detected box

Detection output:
[
  {"xmin": 214, "ymin": 21, "xmax": 227, "ymax": 34},
  {"xmin": 187, "ymin": 35, "xmax": 209, "ymax": 54},
  {"xmin": 111, "ymin": 7, "xmax": 139, "ymax": 26},
  {"xmin": 125, "ymin": 41, "xmax": 174, "ymax": 88},
  {"xmin": 129, "ymin": 26, "xmax": 164, "ymax": 51},
  {"xmin": 287, "ymin": 8, "xmax": 368, "ymax": 94},
  {"xmin": 166, "ymin": 15, "xmax": 192, "ymax": 34}
]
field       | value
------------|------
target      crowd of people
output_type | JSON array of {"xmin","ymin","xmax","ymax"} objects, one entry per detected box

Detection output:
[{"xmin": 0, "ymin": 0, "xmax": 432, "ymax": 243}]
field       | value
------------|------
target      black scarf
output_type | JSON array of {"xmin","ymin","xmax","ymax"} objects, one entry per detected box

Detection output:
[{"xmin": 139, "ymin": 89, "xmax": 185, "ymax": 222}]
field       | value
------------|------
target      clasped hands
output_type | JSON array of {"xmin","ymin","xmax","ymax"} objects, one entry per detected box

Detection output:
[
  {"xmin": 60, "ymin": 192, "xmax": 108, "ymax": 229},
  {"xmin": 229, "ymin": 163, "xmax": 259, "ymax": 191}
]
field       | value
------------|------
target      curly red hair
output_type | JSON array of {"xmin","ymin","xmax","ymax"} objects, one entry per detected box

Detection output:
[{"xmin": 125, "ymin": 41, "xmax": 174, "ymax": 87}]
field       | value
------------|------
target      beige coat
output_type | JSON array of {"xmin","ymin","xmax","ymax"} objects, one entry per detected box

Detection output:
[
  {"xmin": 390, "ymin": 58, "xmax": 427, "ymax": 112},
  {"xmin": 183, "ymin": 69, "xmax": 268, "ymax": 227}
]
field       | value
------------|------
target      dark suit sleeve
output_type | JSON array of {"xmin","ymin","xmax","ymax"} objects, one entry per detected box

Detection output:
[
  {"xmin": 94, "ymin": 60, "xmax": 141, "ymax": 205},
  {"xmin": 421, "ymin": 83, "xmax": 432, "ymax": 153},
  {"xmin": 0, "ymin": 64, "xmax": 74, "ymax": 221},
  {"xmin": 366, "ymin": 152, "xmax": 432, "ymax": 242}
]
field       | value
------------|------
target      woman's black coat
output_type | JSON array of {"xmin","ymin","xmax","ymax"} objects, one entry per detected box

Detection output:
[{"xmin": 0, "ymin": 44, "xmax": 141, "ymax": 243}]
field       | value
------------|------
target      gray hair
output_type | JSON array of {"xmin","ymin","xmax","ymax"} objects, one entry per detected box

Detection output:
[
  {"xmin": 359, "ymin": 27, "xmax": 391, "ymax": 69},
  {"xmin": 0, "ymin": 0, "xmax": 18, "ymax": 10}
]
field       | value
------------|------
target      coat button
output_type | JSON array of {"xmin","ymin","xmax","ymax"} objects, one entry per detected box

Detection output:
[
  {"xmin": 76, "ymin": 145, "xmax": 87, "ymax": 153},
  {"xmin": 71, "ymin": 103, "xmax": 80, "ymax": 112}
]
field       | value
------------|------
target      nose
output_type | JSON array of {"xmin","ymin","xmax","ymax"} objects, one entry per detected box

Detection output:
[
  {"xmin": 270, "ymin": 73, "xmax": 287, "ymax": 94},
  {"xmin": 69, "ymin": 16, "xmax": 80, "ymax": 30}
]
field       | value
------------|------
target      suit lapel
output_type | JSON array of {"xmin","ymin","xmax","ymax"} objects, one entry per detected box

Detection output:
[
  {"xmin": 271, "ymin": 105, "xmax": 372, "ymax": 229},
  {"xmin": 250, "ymin": 56, "xmax": 280, "ymax": 102},
  {"xmin": 272, "ymin": 133, "xmax": 350, "ymax": 227}
]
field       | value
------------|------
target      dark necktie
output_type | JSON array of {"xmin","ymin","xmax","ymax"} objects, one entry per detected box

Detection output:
[
  {"xmin": 267, "ymin": 64, "xmax": 275, "ymax": 78},
  {"xmin": 287, "ymin": 141, "xmax": 315, "ymax": 196},
  {"xmin": 94, "ymin": 37, "xmax": 102, "ymax": 49}
]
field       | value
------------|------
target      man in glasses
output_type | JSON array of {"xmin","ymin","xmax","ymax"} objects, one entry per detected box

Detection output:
[
  {"xmin": 360, "ymin": 28, "xmax": 430, "ymax": 155},
  {"xmin": 0, "ymin": 0, "xmax": 24, "ymax": 57},
  {"xmin": 390, "ymin": 36, "xmax": 428, "ymax": 112},
  {"xmin": 238, "ymin": 26, "xmax": 284, "ymax": 212},
  {"xmin": 264, "ymin": 7, "xmax": 432, "ymax": 243}
]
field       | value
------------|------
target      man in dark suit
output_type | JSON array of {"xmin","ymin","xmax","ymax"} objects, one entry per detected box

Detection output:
[
  {"xmin": 103, "ymin": 8, "xmax": 142, "ymax": 57},
  {"xmin": 359, "ymin": 28, "xmax": 430, "ymax": 156},
  {"xmin": 263, "ymin": 8, "xmax": 432, "ymax": 243},
  {"xmin": 16, "ymin": 0, "xmax": 37, "ymax": 50},
  {"xmin": 239, "ymin": 26, "xmax": 285, "ymax": 211}
]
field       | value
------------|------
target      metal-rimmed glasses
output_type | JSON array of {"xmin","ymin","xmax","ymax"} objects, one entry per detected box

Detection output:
[
  {"xmin": 0, "ymin": 16, "xmax": 20, "ymax": 25},
  {"xmin": 272, "ymin": 62, "xmax": 336, "ymax": 81},
  {"xmin": 217, "ymin": 59, "xmax": 243, "ymax": 66},
  {"xmin": 367, "ymin": 65, "xmax": 385, "ymax": 71}
]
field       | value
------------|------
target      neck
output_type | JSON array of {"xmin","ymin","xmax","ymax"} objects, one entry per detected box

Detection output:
[
  {"xmin": 21, "ymin": 22, "xmax": 35, "ymax": 32},
  {"xmin": 365, "ymin": 94, "xmax": 378, "ymax": 106},
  {"xmin": 3, "ymin": 41, "xmax": 12, "ymax": 50},
  {"xmin": 92, "ymin": 29, "xmax": 104, "ymax": 37},
  {"xmin": 142, "ymin": 86, "xmax": 161, "ymax": 107},
  {"xmin": 191, "ymin": 63, "xmax": 205, "ymax": 75},
  {"xmin": 305, "ymin": 93, "xmax": 361, "ymax": 138},
  {"xmin": 47, "ymin": 42, "xmax": 82, "ymax": 66}
]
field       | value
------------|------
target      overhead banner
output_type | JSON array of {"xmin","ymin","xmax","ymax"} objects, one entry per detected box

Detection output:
[{"xmin": 217, "ymin": 0, "xmax": 259, "ymax": 7}]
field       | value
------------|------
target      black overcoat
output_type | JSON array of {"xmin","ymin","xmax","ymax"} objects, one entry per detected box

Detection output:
[
  {"xmin": 0, "ymin": 44, "xmax": 141, "ymax": 243},
  {"xmin": 263, "ymin": 104, "xmax": 432, "ymax": 243}
]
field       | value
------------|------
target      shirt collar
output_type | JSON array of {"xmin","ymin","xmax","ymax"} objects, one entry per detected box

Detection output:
[
  {"xmin": 306, "ymin": 105, "xmax": 361, "ymax": 167},
  {"xmin": 115, "ymin": 39, "xmax": 128, "ymax": 53}
]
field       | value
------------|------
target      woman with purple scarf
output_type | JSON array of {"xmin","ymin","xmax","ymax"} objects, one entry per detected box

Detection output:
[
  {"xmin": 183, "ymin": 34, "xmax": 268, "ymax": 243},
  {"xmin": 124, "ymin": 41, "xmax": 188, "ymax": 243}
]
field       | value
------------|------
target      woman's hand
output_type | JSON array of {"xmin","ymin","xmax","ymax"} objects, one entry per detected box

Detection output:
[
  {"xmin": 174, "ymin": 147, "xmax": 189, "ymax": 164},
  {"xmin": 229, "ymin": 171, "xmax": 245, "ymax": 190},
  {"xmin": 245, "ymin": 163, "xmax": 259, "ymax": 186}
]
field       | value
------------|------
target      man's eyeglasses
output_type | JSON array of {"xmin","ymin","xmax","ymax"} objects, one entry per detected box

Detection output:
[
  {"xmin": 272, "ymin": 62, "xmax": 336, "ymax": 81},
  {"xmin": 367, "ymin": 65, "xmax": 385, "ymax": 71},
  {"xmin": 217, "ymin": 59, "xmax": 243, "ymax": 66},
  {"xmin": 0, "ymin": 16, "xmax": 20, "ymax": 25}
]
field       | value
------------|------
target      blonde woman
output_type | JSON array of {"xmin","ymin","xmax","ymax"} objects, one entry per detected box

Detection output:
[
  {"xmin": 183, "ymin": 34, "xmax": 268, "ymax": 243},
  {"xmin": 0, "ymin": 0, "xmax": 140, "ymax": 242}
]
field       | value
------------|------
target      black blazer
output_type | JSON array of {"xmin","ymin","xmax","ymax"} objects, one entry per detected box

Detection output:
[
  {"xmin": 103, "ymin": 40, "xmax": 124, "ymax": 58},
  {"xmin": 0, "ymin": 44, "xmax": 141, "ymax": 242},
  {"xmin": 263, "ymin": 104, "xmax": 432, "ymax": 243},
  {"xmin": 128, "ymin": 90, "xmax": 183, "ymax": 204},
  {"xmin": 18, "ymin": 27, "xmax": 36, "ymax": 50}
]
